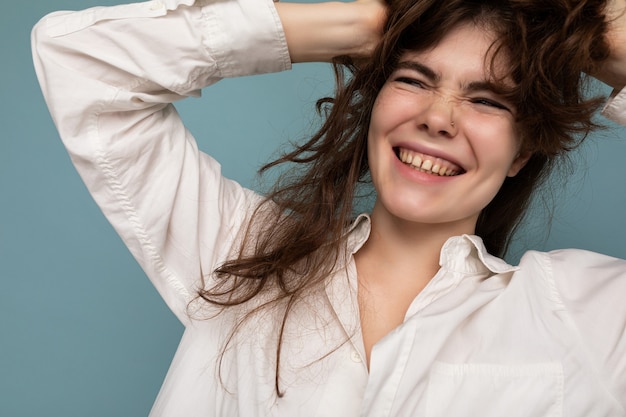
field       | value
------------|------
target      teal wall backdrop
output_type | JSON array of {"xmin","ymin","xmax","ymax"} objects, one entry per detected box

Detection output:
[{"xmin": 2, "ymin": 0, "xmax": 625, "ymax": 415}]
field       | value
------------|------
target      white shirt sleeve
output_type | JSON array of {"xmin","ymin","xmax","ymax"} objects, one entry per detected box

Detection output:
[
  {"xmin": 548, "ymin": 249, "xmax": 626, "ymax": 410},
  {"xmin": 602, "ymin": 86, "xmax": 626, "ymax": 126},
  {"xmin": 31, "ymin": 0, "xmax": 291, "ymax": 325}
]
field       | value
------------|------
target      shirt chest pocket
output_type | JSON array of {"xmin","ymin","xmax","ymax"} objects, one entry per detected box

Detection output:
[{"xmin": 425, "ymin": 362, "xmax": 563, "ymax": 417}]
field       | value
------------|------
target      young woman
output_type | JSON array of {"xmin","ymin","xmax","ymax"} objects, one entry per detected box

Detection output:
[{"xmin": 33, "ymin": 0, "xmax": 626, "ymax": 415}]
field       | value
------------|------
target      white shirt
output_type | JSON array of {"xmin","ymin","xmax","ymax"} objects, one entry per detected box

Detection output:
[{"xmin": 32, "ymin": 0, "xmax": 626, "ymax": 415}]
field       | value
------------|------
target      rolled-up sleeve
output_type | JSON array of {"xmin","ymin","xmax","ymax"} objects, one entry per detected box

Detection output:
[
  {"xmin": 602, "ymin": 85, "xmax": 626, "ymax": 126},
  {"xmin": 31, "ymin": 0, "xmax": 291, "ymax": 325}
]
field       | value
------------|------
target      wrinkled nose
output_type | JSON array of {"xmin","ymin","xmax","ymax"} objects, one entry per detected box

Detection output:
[{"xmin": 417, "ymin": 93, "xmax": 457, "ymax": 137}]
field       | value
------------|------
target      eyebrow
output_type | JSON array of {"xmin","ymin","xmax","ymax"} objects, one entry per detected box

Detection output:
[
  {"xmin": 396, "ymin": 61, "xmax": 440, "ymax": 83},
  {"xmin": 395, "ymin": 60, "xmax": 513, "ymax": 96},
  {"xmin": 464, "ymin": 80, "xmax": 512, "ymax": 96}
]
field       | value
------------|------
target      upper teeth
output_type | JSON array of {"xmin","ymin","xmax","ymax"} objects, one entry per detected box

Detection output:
[{"xmin": 398, "ymin": 148, "xmax": 461, "ymax": 176}]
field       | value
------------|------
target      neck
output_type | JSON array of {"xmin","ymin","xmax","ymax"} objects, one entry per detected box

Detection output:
[
  {"xmin": 354, "ymin": 202, "xmax": 477, "ymax": 364},
  {"xmin": 356, "ymin": 200, "xmax": 477, "ymax": 288}
]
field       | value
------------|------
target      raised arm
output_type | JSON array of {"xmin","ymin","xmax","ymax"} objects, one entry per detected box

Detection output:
[
  {"xmin": 32, "ymin": 0, "xmax": 290, "ymax": 324},
  {"xmin": 276, "ymin": 0, "xmax": 385, "ymax": 63},
  {"xmin": 595, "ymin": 0, "xmax": 626, "ymax": 91},
  {"xmin": 31, "ymin": 0, "xmax": 385, "ymax": 324}
]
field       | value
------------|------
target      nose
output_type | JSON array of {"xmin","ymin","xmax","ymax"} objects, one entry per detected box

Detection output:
[{"xmin": 417, "ymin": 93, "xmax": 457, "ymax": 137}]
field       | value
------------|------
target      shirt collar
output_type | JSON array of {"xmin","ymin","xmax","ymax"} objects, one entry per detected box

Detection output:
[{"xmin": 346, "ymin": 214, "xmax": 518, "ymax": 276}]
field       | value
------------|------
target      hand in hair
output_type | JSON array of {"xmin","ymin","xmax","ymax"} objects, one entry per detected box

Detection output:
[
  {"xmin": 275, "ymin": 0, "xmax": 387, "ymax": 63},
  {"xmin": 595, "ymin": 0, "xmax": 626, "ymax": 90}
]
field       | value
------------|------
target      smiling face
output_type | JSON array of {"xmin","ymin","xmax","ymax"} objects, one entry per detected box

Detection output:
[{"xmin": 367, "ymin": 22, "xmax": 529, "ymax": 235}]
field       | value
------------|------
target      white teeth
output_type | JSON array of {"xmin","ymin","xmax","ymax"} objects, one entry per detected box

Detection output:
[
  {"xmin": 400, "ymin": 149, "xmax": 410, "ymax": 164},
  {"xmin": 397, "ymin": 147, "xmax": 461, "ymax": 176},
  {"xmin": 412, "ymin": 154, "xmax": 422, "ymax": 169}
]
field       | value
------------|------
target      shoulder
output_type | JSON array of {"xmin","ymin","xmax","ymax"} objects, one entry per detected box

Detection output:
[
  {"xmin": 540, "ymin": 248, "xmax": 626, "ymax": 336},
  {"xmin": 518, "ymin": 248, "xmax": 626, "ymax": 404},
  {"xmin": 518, "ymin": 247, "xmax": 626, "ymax": 288},
  {"xmin": 516, "ymin": 248, "xmax": 626, "ymax": 314},
  {"xmin": 534, "ymin": 248, "xmax": 625, "ymax": 296}
]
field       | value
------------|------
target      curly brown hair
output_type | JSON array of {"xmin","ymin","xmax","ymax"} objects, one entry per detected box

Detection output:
[{"xmin": 199, "ymin": 0, "xmax": 611, "ymax": 395}]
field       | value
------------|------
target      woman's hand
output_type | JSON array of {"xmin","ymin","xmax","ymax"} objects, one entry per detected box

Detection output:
[
  {"xmin": 275, "ymin": 0, "xmax": 387, "ymax": 63},
  {"xmin": 595, "ymin": 0, "xmax": 626, "ymax": 90}
]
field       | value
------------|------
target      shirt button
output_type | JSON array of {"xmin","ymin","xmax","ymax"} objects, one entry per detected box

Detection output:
[{"xmin": 350, "ymin": 350, "xmax": 362, "ymax": 363}]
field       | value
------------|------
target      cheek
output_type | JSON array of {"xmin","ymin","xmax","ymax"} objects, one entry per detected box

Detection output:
[
  {"xmin": 366, "ymin": 112, "xmax": 379, "ymax": 166},
  {"xmin": 463, "ymin": 113, "xmax": 520, "ymax": 170},
  {"xmin": 366, "ymin": 92, "xmax": 394, "ymax": 162},
  {"xmin": 368, "ymin": 90, "xmax": 393, "ymax": 135},
  {"xmin": 368, "ymin": 84, "xmax": 417, "ymax": 133}
]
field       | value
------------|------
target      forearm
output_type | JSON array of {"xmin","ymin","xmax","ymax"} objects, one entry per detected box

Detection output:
[
  {"xmin": 276, "ymin": 0, "xmax": 385, "ymax": 63},
  {"xmin": 32, "ymin": 0, "xmax": 290, "ymax": 116},
  {"xmin": 594, "ymin": 0, "xmax": 626, "ymax": 91}
]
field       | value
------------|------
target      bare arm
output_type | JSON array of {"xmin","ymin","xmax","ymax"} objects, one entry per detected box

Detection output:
[
  {"xmin": 275, "ymin": 0, "xmax": 386, "ymax": 63},
  {"xmin": 595, "ymin": 0, "xmax": 626, "ymax": 90}
]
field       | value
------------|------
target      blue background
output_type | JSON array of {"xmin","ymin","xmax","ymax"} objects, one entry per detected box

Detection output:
[{"xmin": 2, "ymin": 0, "xmax": 625, "ymax": 415}]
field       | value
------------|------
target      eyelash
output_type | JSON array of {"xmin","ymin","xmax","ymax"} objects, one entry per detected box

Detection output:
[
  {"xmin": 470, "ymin": 98, "xmax": 510, "ymax": 111},
  {"xmin": 396, "ymin": 77, "xmax": 425, "ymax": 88},
  {"xmin": 394, "ymin": 77, "xmax": 511, "ymax": 112}
]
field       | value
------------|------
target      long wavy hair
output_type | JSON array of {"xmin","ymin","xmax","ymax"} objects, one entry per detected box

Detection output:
[{"xmin": 199, "ymin": 0, "xmax": 610, "ymax": 395}]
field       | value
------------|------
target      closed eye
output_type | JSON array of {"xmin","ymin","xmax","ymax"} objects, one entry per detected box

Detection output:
[
  {"xmin": 470, "ymin": 98, "xmax": 511, "ymax": 112},
  {"xmin": 395, "ymin": 77, "xmax": 427, "ymax": 89}
]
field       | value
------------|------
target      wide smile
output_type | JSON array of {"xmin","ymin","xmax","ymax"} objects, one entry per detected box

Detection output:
[{"xmin": 394, "ymin": 147, "xmax": 464, "ymax": 176}]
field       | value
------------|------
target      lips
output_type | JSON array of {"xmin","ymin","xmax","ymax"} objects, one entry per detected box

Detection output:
[{"xmin": 395, "ymin": 147, "xmax": 463, "ymax": 176}]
